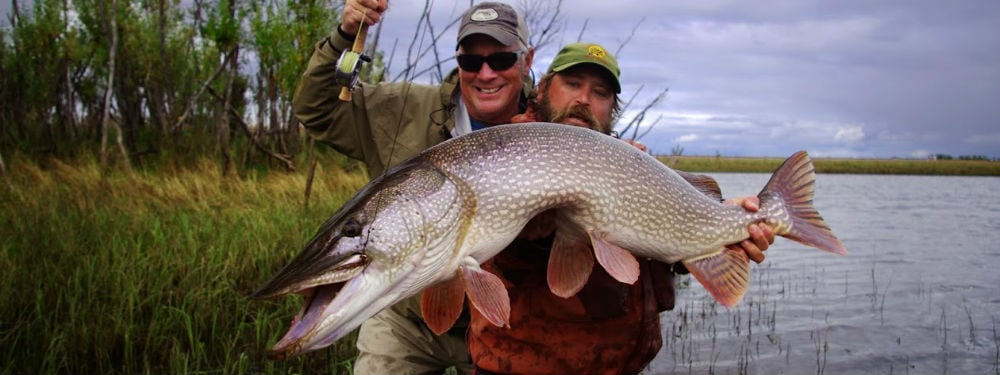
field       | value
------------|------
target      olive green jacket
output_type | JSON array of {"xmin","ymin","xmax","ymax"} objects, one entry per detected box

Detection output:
[{"xmin": 292, "ymin": 28, "xmax": 530, "ymax": 177}]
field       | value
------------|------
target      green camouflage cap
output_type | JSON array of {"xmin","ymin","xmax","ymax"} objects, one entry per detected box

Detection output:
[{"xmin": 547, "ymin": 43, "xmax": 621, "ymax": 93}]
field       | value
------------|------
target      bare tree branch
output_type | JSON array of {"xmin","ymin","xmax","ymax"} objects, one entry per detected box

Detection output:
[
  {"xmin": 206, "ymin": 86, "xmax": 296, "ymax": 171},
  {"xmin": 396, "ymin": 0, "xmax": 434, "ymax": 82},
  {"xmin": 392, "ymin": 1, "xmax": 462, "ymax": 83},
  {"xmin": 635, "ymin": 114, "xmax": 662, "ymax": 140},
  {"xmin": 0, "ymin": 151, "xmax": 11, "ymax": 191},
  {"xmin": 520, "ymin": 0, "xmax": 564, "ymax": 51},
  {"xmin": 616, "ymin": 84, "xmax": 645, "ymax": 136},
  {"xmin": 424, "ymin": 12, "xmax": 446, "ymax": 82},
  {"xmin": 304, "ymin": 140, "xmax": 318, "ymax": 209},
  {"xmin": 614, "ymin": 16, "xmax": 645, "ymax": 58},
  {"xmin": 620, "ymin": 87, "xmax": 669, "ymax": 141},
  {"xmin": 10, "ymin": 0, "xmax": 19, "ymax": 28},
  {"xmin": 171, "ymin": 51, "xmax": 234, "ymax": 133},
  {"xmin": 233, "ymin": 110, "xmax": 296, "ymax": 171},
  {"xmin": 217, "ymin": 45, "xmax": 238, "ymax": 177},
  {"xmin": 575, "ymin": 18, "xmax": 589, "ymax": 42},
  {"xmin": 99, "ymin": 0, "xmax": 134, "ymax": 175}
]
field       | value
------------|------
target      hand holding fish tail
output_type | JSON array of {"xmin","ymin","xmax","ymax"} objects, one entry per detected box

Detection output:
[{"xmin": 723, "ymin": 196, "xmax": 776, "ymax": 263}]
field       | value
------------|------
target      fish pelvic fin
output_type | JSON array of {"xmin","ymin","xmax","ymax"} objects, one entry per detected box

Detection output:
[
  {"xmin": 421, "ymin": 274, "xmax": 467, "ymax": 336},
  {"xmin": 683, "ymin": 247, "xmax": 750, "ymax": 307},
  {"xmin": 589, "ymin": 231, "xmax": 640, "ymax": 285},
  {"xmin": 759, "ymin": 151, "xmax": 849, "ymax": 256},
  {"xmin": 547, "ymin": 231, "xmax": 595, "ymax": 298},
  {"xmin": 461, "ymin": 265, "xmax": 511, "ymax": 329}
]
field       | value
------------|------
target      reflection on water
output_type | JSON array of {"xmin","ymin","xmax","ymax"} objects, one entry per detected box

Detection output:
[{"xmin": 645, "ymin": 174, "xmax": 1000, "ymax": 375}]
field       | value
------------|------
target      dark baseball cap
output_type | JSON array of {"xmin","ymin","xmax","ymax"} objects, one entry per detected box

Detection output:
[
  {"xmin": 547, "ymin": 43, "xmax": 622, "ymax": 93},
  {"xmin": 456, "ymin": 2, "xmax": 530, "ymax": 49}
]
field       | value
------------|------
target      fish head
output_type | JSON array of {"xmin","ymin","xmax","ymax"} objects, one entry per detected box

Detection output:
[{"xmin": 252, "ymin": 161, "xmax": 469, "ymax": 360}]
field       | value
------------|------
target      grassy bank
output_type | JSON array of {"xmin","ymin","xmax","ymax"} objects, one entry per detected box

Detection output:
[
  {"xmin": 662, "ymin": 155, "xmax": 1000, "ymax": 176},
  {"xmin": 0, "ymin": 154, "xmax": 367, "ymax": 374}
]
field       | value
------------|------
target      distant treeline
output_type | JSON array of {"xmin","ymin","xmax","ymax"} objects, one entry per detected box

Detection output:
[
  {"xmin": 664, "ymin": 155, "xmax": 1000, "ymax": 176},
  {"xmin": 933, "ymin": 154, "xmax": 994, "ymax": 161},
  {"xmin": 0, "ymin": 0, "xmax": 383, "ymax": 175}
]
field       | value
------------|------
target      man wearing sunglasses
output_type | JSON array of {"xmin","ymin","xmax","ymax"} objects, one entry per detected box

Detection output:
[
  {"xmin": 292, "ymin": 2, "xmax": 772, "ymax": 374},
  {"xmin": 293, "ymin": 0, "xmax": 533, "ymax": 178},
  {"xmin": 293, "ymin": 2, "xmax": 534, "ymax": 374}
]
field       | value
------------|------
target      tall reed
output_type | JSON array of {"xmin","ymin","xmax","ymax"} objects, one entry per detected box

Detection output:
[{"xmin": 1, "ymin": 153, "xmax": 366, "ymax": 374}]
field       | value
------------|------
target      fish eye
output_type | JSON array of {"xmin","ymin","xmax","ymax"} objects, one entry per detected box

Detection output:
[{"xmin": 342, "ymin": 217, "xmax": 363, "ymax": 237}]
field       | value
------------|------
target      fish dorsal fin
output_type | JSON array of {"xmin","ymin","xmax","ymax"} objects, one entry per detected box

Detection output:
[
  {"xmin": 682, "ymin": 248, "xmax": 750, "ymax": 307},
  {"xmin": 420, "ymin": 273, "xmax": 466, "ymax": 335},
  {"xmin": 589, "ymin": 231, "xmax": 639, "ymax": 285},
  {"xmin": 675, "ymin": 170, "xmax": 723, "ymax": 201},
  {"xmin": 462, "ymin": 265, "xmax": 511, "ymax": 329},
  {"xmin": 547, "ymin": 231, "xmax": 595, "ymax": 298}
]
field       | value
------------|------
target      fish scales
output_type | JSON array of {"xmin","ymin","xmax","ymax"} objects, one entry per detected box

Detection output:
[{"xmin": 423, "ymin": 123, "xmax": 756, "ymax": 264}]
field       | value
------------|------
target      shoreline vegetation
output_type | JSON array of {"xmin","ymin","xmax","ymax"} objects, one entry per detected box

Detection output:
[
  {"xmin": 1, "ymin": 154, "xmax": 367, "ymax": 374},
  {"xmin": 662, "ymin": 155, "xmax": 1000, "ymax": 176},
  {"xmin": 2, "ymin": 153, "xmax": 998, "ymax": 374}
]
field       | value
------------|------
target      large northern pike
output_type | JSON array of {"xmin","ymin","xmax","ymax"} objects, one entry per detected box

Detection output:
[{"xmin": 253, "ymin": 122, "xmax": 847, "ymax": 360}]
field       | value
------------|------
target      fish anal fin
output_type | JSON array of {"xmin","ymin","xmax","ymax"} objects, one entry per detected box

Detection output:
[
  {"xmin": 683, "ymin": 247, "xmax": 750, "ymax": 307},
  {"xmin": 420, "ymin": 274, "xmax": 466, "ymax": 335},
  {"xmin": 461, "ymin": 266, "xmax": 511, "ymax": 329},
  {"xmin": 547, "ymin": 232, "xmax": 595, "ymax": 298},
  {"xmin": 589, "ymin": 231, "xmax": 639, "ymax": 285}
]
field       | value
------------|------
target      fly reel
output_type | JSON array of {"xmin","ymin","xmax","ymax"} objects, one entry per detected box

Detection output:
[
  {"xmin": 335, "ymin": 49, "xmax": 372, "ymax": 94},
  {"xmin": 338, "ymin": 23, "xmax": 370, "ymax": 102}
]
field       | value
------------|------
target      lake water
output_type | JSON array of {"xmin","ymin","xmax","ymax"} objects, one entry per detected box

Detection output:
[{"xmin": 644, "ymin": 174, "xmax": 1000, "ymax": 375}]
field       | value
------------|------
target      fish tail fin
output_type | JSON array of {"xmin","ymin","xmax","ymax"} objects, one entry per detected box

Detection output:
[{"xmin": 759, "ymin": 151, "xmax": 848, "ymax": 256}]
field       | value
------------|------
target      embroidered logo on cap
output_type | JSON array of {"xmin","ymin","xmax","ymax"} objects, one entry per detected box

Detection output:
[
  {"xmin": 470, "ymin": 9, "xmax": 499, "ymax": 22},
  {"xmin": 587, "ymin": 45, "xmax": 608, "ymax": 60}
]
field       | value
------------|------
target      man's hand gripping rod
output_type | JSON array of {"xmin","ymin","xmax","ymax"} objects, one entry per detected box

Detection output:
[{"xmin": 336, "ymin": 20, "xmax": 371, "ymax": 101}]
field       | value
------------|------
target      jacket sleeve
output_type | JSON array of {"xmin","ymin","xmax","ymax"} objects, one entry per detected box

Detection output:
[
  {"xmin": 291, "ymin": 26, "xmax": 455, "ymax": 176},
  {"xmin": 291, "ymin": 26, "xmax": 372, "ymax": 162}
]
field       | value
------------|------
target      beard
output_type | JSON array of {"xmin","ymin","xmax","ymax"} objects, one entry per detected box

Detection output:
[{"xmin": 535, "ymin": 95, "xmax": 613, "ymax": 134}]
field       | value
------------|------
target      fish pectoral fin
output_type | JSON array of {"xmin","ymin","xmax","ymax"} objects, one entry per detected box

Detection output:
[
  {"xmin": 420, "ymin": 274, "xmax": 466, "ymax": 335},
  {"xmin": 682, "ymin": 247, "xmax": 751, "ymax": 307},
  {"xmin": 462, "ymin": 265, "xmax": 511, "ymax": 329},
  {"xmin": 589, "ymin": 231, "xmax": 639, "ymax": 285},
  {"xmin": 547, "ymin": 232, "xmax": 595, "ymax": 298}
]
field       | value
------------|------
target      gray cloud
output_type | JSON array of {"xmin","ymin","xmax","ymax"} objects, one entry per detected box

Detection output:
[{"xmin": 534, "ymin": 0, "xmax": 1000, "ymax": 158}]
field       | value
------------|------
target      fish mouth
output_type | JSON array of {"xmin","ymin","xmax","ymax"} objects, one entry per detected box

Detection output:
[
  {"xmin": 267, "ymin": 283, "xmax": 343, "ymax": 360},
  {"xmin": 260, "ymin": 254, "xmax": 368, "ymax": 360}
]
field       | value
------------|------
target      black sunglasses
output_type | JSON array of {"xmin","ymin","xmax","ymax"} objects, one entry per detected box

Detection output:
[{"xmin": 456, "ymin": 51, "xmax": 523, "ymax": 72}]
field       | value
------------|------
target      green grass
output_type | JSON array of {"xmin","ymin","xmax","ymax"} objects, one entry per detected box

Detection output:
[
  {"xmin": 0, "ymin": 153, "xmax": 367, "ymax": 374},
  {"xmin": 662, "ymin": 155, "xmax": 1000, "ymax": 176}
]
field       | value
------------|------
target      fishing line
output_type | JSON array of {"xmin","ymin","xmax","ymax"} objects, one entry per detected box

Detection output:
[{"xmin": 354, "ymin": 5, "xmax": 414, "ymax": 253}]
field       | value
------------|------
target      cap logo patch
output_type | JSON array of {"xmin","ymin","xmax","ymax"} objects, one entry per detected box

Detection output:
[
  {"xmin": 470, "ymin": 9, "xmax": 499, "ymax": 22},
  {"xmin": 587, "ymin": 45, "xmax": 608, "ymax": 59}
]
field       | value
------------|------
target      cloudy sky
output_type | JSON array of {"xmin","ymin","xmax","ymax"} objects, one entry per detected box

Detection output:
[
  {"xmin": 374, "ymin": 0, "xmax": 999, "ymax": 158},
  {"xmin": 3, "ymin": 1, "xmax": 997, "ymax": 158}
]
